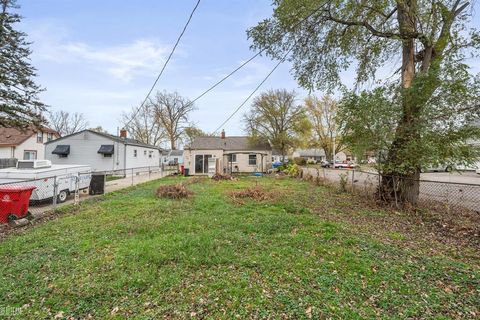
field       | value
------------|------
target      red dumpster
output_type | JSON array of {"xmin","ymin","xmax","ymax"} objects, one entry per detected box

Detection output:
[{"xmin": 0, "ymin": 186, "xmax": 36, "ymax": 223}]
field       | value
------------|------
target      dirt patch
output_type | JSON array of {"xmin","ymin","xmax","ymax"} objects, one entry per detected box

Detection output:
[{"xmin": 156, "ymin": 184, "xmax": 192, "ymax": 199}]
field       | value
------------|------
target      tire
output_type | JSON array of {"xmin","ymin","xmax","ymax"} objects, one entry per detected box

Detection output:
[
  {"xmin": 57, "ymin": 190, "xmax": 69, "ymax": 203},
  {"xmin": 7, "ymin": 214, "xmax": 18, "ymax": 222},
  {"xmin": 445, "ymin": 166, "xmax": 453, "ymax": 172}
]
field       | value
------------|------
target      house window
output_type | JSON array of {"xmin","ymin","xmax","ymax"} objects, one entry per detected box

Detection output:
[
  {"xmin": 47, "ymin": 133, "xmax": 54, "ymax": 142},
  {"xmin": 227, "ymin": 154, "xmax": 237, "ymax": 162},
  {"xmin": 103, "ymin": 154, "xmax": 112, "ymax": 158},
  {"xmin": 23, "ymin": 150, "xmax": 37, "ymax": 160},
  {"xmin": 149, "ymin": 151, "xmax": 153, "ymax": 158},
  {"xmin": 36, "ymin": 131, "xmax": 43, "ymax": 143},
  {"xmin": 144, "ymin": 150, "xmax": 147, "ymax": 156},
  {"xmin": 249, "ymin": 154, "xmax": 257, "ymax": 166},
  {"xmin": 133, "ymin": 149, "xmax": 137, "ymax": 157}
]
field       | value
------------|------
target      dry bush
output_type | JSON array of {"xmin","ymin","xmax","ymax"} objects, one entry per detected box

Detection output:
[
  {"xmin": 156, "ymin": 184, "xmax": 192, "ymax": 199},
  {"xmin": 212, "ymin": 173, "xmax": 237, "ymax": 181},
  {"xmin": 229, "ymin": 186, "xmax": 272, "ymax": 204}
]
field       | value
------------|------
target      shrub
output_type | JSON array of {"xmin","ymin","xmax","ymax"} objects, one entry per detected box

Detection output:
[
  {"xmin": 156, "ymin": 184, "xmax": 192, "ymax": 199},
  {"xmin": 283, "ymin": 163, "xmax": 300, "ymax": 177},
  {"xmin": 293, "ymin": 157, "xmax": 307, "ymax": 165}
]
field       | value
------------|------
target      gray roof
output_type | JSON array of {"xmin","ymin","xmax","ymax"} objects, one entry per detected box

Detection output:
[
  {"xmin": 45, "ymin": 129, "xmax": 161, "ymax": 150},
  {"xmin": 296, "ymin": 149, "xmax": 326, "ymax": 157},
  {"xmin": 169, "ymin": 150, "xmax": 184, "ymax": 156},
  {"xmin": 189, "ymin": 136, "xmax": 271, "ymax": 151}
]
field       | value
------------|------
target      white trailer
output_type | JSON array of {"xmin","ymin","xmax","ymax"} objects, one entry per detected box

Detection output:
[{"xmin": 0, "ymin": 160, "xmax": 91, "ymax": 203}]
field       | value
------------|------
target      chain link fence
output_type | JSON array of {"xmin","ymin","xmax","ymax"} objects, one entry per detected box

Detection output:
[
  {"xmin": 302, "ymin": 167, "xmax": 480, "ymax": 213},
  {"xmin": 0, "ymin": 165, "xmax": 180, "ymax": 227}
]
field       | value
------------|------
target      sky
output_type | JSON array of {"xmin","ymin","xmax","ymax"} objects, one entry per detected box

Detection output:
[{"xmin": 16, "ymin": 0, "xmax": 480, "ymax": 141}]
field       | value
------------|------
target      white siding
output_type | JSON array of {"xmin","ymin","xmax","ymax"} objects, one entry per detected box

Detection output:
[
  {"xmin": 15, "ymin": 135, "xmax": 46, "ymax": 160},
  {"xmin": 0, "ymin": 147, "xmax": 13, "ymax": 158},
  {"xmin": 125, "ymin": 145, "xmax": 160, "ymax": 169},
  {"xmin": 46, "ymin": 131, "xmax": 123, "ymax": 172},
  {"xmin": 45, "ymin": 131, "xmax": 160, "ymax": 172}
]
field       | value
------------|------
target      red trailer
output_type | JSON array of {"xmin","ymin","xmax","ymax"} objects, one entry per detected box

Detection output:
[{"xmin": 0, "ymin": 186, "xmax": 36, "ymax": 223}]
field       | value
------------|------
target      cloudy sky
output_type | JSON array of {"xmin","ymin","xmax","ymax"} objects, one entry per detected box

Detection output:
[{"xmin": 17, "ymin": 0, "xmax": 480, "ymax": 140}]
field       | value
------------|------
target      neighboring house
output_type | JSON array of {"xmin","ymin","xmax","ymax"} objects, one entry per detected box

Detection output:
[
  {"xmin": 183, "ymin": 130, "xmax": 272, "ymax": 175},
  {"xmin": 0, "ymin": 126, "xmax": 59, "ymax": 164},
  {"xmin": 292, "ymin": 149, "xmax": 326, "ymax": 163},
  {"xmin": 45, "ymin": 129, "xmax": 161, "ymax": 172},
  {"xmin": 161, "ymin": 149, "xmax": 184, "ymax": 165},
  {"xmin": 271, "ymin": 149, "xmax": 289, "ymax": 163}
]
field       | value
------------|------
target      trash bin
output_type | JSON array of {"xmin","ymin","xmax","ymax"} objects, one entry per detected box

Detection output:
[
  {"xmin": 180, "ymin": 165, "xmax": 185, "ymax": 175},
  {"xmin": 0, "ymin": 186, "xmax": 36, "ymax": 223},
  {"xmin": 89, "ymin": 173, "xmax": 106, "ymax": 195},
  {"xmin": 184, "ymin": 168, "xmax": 190, "ymax": 177}
]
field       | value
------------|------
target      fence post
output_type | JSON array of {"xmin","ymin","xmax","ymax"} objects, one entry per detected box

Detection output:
[
  {"xmin": 131, "ymin": 168, "xmax": 134, "ymax": 186},
  {"xmin": 52, "ymin": 175, "xmax": 58, "ymax": 211},
  {"xmin": 148, "ymin": 166, "xmax": 151, "ymax": 180},
  {"xmin": 351, "ymin": 169, "xmax": 355, "ymax": 192}
]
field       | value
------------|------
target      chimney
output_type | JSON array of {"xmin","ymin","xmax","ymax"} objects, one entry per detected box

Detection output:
[
  {"xmin": 120, "ymin": 128, "xmax": 127, "ymax": 139},
  {"xmin": 221, "ymin": 129, "xmax": 225, "ymax": 139}
]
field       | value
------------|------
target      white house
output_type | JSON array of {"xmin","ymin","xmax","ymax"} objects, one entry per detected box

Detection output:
[
  {"xmin": 45, "ymin": 129, "xmax": 161, "ymax": 172},
  {"xmin": 0, "ymin": 126, "xmax": 59, "ymax": 166},
  {"xmin": 161, "ymin": 149, "xmax": 184, "ymax": 165},
  {"xmin": 183, "ymin": 130, "xmax": 272, "ymax": 175},
  {"xmin": 271, "ymin": 149, "xmax": 289, "ymax": 163}
]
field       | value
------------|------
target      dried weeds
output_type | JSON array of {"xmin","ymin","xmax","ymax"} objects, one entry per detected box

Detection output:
[{"xmin": 156, "ymin": 184, "xmax": 192, "ymax": 199}]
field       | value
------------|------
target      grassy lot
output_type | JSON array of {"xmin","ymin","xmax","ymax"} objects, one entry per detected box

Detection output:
[{"xmin": 0, "ymin": 176, "xmax": 478, "ymax": 319}]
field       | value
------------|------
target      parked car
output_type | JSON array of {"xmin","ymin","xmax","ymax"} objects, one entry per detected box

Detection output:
[
  {"xmin": 334, "ymin": 161, "xmax": 358, "ymax": 169},
  {"xmin": 320, "ymin": 160, "xmax": 331, "ymax": 168},
  {"xmin": 426, "ymin": 161, "xmax": 480, "ymax": 173}
]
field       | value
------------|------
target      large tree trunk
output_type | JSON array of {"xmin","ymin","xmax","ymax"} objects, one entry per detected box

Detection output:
[{"xmin": 380, "ymin": 1, "xmax": 421, "ymax": 205}]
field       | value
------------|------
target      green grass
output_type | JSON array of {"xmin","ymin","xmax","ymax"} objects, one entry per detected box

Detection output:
[{"xmin": 0, "ymin": 177, "xmax": 478, "ymax": 319}]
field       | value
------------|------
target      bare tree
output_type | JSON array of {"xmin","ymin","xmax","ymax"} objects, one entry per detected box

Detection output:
[
  {"xmin": 304, "ymin": 95, "xmax": 344, "ymax": 161},
  {"xmin": 121, "ymin": 103, "xmax": 164, "ymax": 145},
  {"xmin": 151, "ymin": 91, "xmax": 196, "ymax": 150},
  {"xmin": 48, "ymin": 111, "xmax": 88, "ymax": 136}
]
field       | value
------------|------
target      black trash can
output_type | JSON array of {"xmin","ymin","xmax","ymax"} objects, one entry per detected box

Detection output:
[
  {"xmin": 184, "ymin": 168, "xmax": 190, "ymax": 177},
  {"xmin": 89, "ymin": 173, "xmax": 106, "ymax": 195}
]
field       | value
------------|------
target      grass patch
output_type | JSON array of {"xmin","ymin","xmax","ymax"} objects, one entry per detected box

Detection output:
[{"xmin": 0, "ymin": 176, "xmax": 478, "ymax": 319}]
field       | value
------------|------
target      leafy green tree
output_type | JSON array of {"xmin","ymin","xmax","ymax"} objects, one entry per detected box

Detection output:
[
  {"xmin": 304, "ymin": 95, "xmax": 344, "ymax": 162},
  {"xmin": 0, "ymin": 0, "xmax": 46, "ymax": 128},
  {"xmin": 244, "ymin": 89, "xmax": 311, "ymax": 161},
  {"xmin": 248, "ymin": 0, "xmax": 480, "ymax": 204}
]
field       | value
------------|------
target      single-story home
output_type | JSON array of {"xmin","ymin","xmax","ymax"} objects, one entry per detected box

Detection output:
[
  {"xmin": 161, "ymin": 149, "xmax": 184, "ymax": 165},
  {"xmin": 183, "ymin": 130, "xmax": 272, "ymax": 175},
  {"xmin": 45, "ymin": 129, "xmax": 161, "ymax": 172},
  {"xmin": 271, "ymin": 149, "xmax": 289, "ymax": 163},
  {"xmin": 292, "ymin": 149, "xmax": 327, "ymax": 163},
  {"xmin": 0, "ymin": 126, "xmax": 59, "ymax": 167}
]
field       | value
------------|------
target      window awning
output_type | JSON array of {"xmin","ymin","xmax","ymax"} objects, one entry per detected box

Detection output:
[
  {"xmin": 98, "ymin": 144, "xmax": 114, "ymax": 155},
  {"xmin": 52, "ymin": 145, "xmax": 70, "ymax": 155}
]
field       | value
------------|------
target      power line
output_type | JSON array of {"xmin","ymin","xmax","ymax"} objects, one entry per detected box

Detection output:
[
  {"xmin": 125, "ymin": 0, "xmax": 201, "ymax": 127},
  {"xmin": 212, "ymin": 48, "xmax": 292, "ymax": 135},
  {"xmin": 186, "ymin": 3, "xmax": 326, "ymax": 108}
]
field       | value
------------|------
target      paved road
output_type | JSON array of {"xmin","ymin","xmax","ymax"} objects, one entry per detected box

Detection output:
[{"xmin": 303, "ymin": 167, "xmax": 480, "ymax": 211}]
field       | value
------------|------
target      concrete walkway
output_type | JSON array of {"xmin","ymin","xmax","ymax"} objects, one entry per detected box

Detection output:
[{"xmin": 29, "ymin": 170, "xmax": 169, "ymax": 215}]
